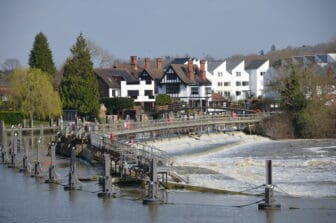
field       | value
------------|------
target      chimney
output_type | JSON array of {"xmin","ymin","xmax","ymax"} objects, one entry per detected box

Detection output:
[
  {"xmin": 156, "ymin": 58, "xmax": 162, "ymax": 71},
  {"xmin": 200, "ymin": 59, "xmax": 206, "ymax": 81},
  {"xmin": 130, "ymin": 56, "xmax": 137, "ymax": 67},
  {"xmin": 188, "ymin": 60, "xmax": 194, "ymax": 81},
  {"xmin": 145, "ymin": 58, "xmax": 151, "ymax": 70}
]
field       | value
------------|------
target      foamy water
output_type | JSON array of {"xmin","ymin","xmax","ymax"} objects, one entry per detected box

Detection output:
[{"xmin": 153, "ymin": 133, "xmax": 336, "ymax": 198}]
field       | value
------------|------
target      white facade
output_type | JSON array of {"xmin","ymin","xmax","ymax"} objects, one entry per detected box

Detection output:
[
  {"xmin": 247, "ymin": 60, "xmax": 269, "ymax": 98},
  {"xmin": 121, "ymin": 80, "xmax": 155, "ymax": 102},
  {"xmin": 108, "ymin": 88, "xmax": 120, "ymax": 97},
  {"xmin": 230, "ymin": 61, "xmax": 251, "ymax": 100}
]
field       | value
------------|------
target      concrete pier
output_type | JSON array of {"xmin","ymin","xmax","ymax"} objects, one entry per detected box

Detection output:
[
  {"xmin": 32, "ymin": 138, "xmax": 43, "ymax": 177},
  {"xmin": 64, "ymin": 147, "xmax": 81, "ymax": 190},
  {"xmin": 98, "ymin": 153, "xmax": 116, "ymax": 197},
  {"xmin": 258, "ymin": 160, "xmax": 281, "ymax": 210},
  {"xmin": 45, "ymin": 143, "xmax": 59, "ymax": 183}
]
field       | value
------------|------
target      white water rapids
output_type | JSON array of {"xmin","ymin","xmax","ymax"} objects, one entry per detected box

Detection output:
[{"xmin": 151, "ymin": 132, "xmax": 336, "ymax": 198}]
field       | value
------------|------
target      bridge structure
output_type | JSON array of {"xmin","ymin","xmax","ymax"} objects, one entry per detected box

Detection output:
[
  {"xmin": 88, "ymin": 113, "xmax": 267, "ymax": 203},
  {"xmin": 0, "ymin": 113, "xmax": 267, "ymax": 204}
]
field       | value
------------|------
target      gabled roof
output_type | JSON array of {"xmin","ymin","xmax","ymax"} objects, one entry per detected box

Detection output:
[
  {"xmin": 226, "ymin": 60, "xmax": 242, "ymax": 73},
  {"xmin": 141, "ymin": 68, "xmax": 164, "ymax": 80},
  {"xmin": 245, "ymin": 59, "xmax": 268, "ymax": 70},
  {"xmin": 168, "ymin": 64, "xmax": 211, "ymax": 86},
  {"xmin": 95, "ymin": 68, "xmax": 137, "ymax": 88},
  {"xmin": 207, "ymin": 60, "xmax": 224, "ymax": 73}
]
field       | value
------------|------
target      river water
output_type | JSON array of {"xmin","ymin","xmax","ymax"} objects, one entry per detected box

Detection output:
[{"xmin": 1, "ymin": 133, "xmax": 336, "ymax": 223}]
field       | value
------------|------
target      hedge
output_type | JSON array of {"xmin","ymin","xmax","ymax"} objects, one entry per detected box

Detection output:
[
  {"xmin": 0, "ymin": 111, "xmax": 25, "ymax": 125},
  {"xmin": 101, "ymin": 97, "xmax": 134, "ymax": 115}
]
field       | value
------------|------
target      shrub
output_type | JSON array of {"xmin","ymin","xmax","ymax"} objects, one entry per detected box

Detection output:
[
  {"xmin": 101, "ymin": 97, "xmax": 134, "ymax": 115},
  {"xmin": 0, "ymin": 111, "xmax": 25, "ymax": 125},
  {"xmin": 155, "ymin": 94, "xmax": 171, "ymax": 106}
]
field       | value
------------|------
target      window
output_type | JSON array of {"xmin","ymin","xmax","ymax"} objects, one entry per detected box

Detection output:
[
  {"xmin": 236, "ymin": 72, "xmax": 241, "ymax": 77},
  {"xmin": 205, "ymin": 87, "xmax": 212, "ymax": 95},
  {"xmin": 260, "ymin": 72, "xmax": 265, "ymax": 76},
  {"xmin": 145, "ymin": 90, "xmax": 154, "ymax": 98},
  {"xmin": 217, "ymin": 72, "xmax": 223, "ymax": 77},
  {"xmin": 236, "ymin": 81, "xmax": 241, "ymax": 86},
  {"xmin": 218, "ymin": 82, "xmax": 223, "ymax": 87},
  {"xmin": 242, "ymin": 81, "xmax": 249, "ymax": 86},
  {"xmin": 191, "ymin": 87, "xmax": 199, "ymax": 95},
  {"xmin": 112, "ymin": 90, "xmax": 116, "ymax": 97},
  {"xmin": 224, "ymin": 82, "xmax": 231, "ymax": 86},
  {"xmin": 166, "ymin": 83, "xmax": 180, "ymax": 94},
  {"xmin": 236, "ymin": 91, "xmax": 241, "ymax": 96},
  {"xmin": 128, "ymin": 90, "xmax": 139, "ymax": 99},
  {"xmin": 167, "ymin": 73, "xmax": 176, "ymax": 80},
  {"xmin": 224, "ymin": 91, "xmax": 230, "ymax": 97}
]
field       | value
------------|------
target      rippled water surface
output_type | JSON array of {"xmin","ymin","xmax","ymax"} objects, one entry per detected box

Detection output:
[{"xmin": 1, "ymin": 134, "xmax": 336, "ymax": 223}]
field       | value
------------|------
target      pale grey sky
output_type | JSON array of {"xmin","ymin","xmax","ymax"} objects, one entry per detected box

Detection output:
[{"xmin": 0, "ymin": 0, "xmax": 335, "ymax": 68}]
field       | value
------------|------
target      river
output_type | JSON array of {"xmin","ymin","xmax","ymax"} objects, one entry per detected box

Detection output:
[{"xmin": 1, "ymin": 133, "xmax": 336, "ymax": 223}]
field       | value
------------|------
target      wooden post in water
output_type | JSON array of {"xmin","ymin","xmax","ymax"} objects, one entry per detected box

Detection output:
[
  {"xmin": 98, "ymin": 153, "xmax": 116, "ymax": 197},
  {"xmin": 64, "ymin": 147, "xmax": 81, "ymax": 190},
  {"xmin": 258, "ymin": 160, "xmax": 281, "ymax": 210}
]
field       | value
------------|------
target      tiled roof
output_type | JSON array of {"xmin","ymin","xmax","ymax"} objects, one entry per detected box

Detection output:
[
  {"xmin": 169, "ymin": 64, "xmax": 211, "ymax": 86},
  {"xmin": 141, "ymin": 68, "xmax": 164, "ymax": 80},
  {"xmin": 211, "ymin": 93, "xmax": 225, "ymax": 102},
  {"xmin": 95, "ymin": 68, "xmax": 137, "ymax": 88},
  {"xmin": 170, "ymin": 58, "xmax": 190, "ymax": 65},
  {"xmin": 226, "ymin": 60, "xmax": 242, "ymax": 73},
  {"xmin": 245, "ymin": 59, "xmax": 268, "ymax": 70},
  {"xmin": 207, "ymin": 60, "xmax": 224, "ymax": 72}
]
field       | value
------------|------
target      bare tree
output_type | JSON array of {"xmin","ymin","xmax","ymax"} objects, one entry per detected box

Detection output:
[
  {"xmin": 1, "ymin": 58, "xmax": 21, "ymax": 72},
  {"xmin": 86, "ymin": 40, "xmax": 114, "ymax": 68}
]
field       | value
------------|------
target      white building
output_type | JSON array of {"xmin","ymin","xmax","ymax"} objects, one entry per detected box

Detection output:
[
  {"xmin": 245, "ymin": 60, "xmax": 269, "ymax": 98},
  {"xmin": 226, "ymin": 60, "xmax": 251, "ymax": 100},
  {"xmin": 120, "ymin": 80, "xmax": 155, "ymax": 103}
]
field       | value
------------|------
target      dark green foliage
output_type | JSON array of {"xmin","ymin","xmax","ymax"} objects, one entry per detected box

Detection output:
[
  {"xmin": 280, "ymin": 65, "xmax": 308, "ymax": 138},
  {"xmin": 101, "ymin": 97, "xmax": 134, "ymax": 115},
  {"xmin": 0, "ymin": 111, "xmax": 24, "ymax": 125},
  {"xmin": 59, "ymin": 33, "xmax": 100, "ymax": 117},
  {"xmin": 155, "ymin": 94, "xmax": 171, "ymax": 105},
  {"xmin": 29, "ymin": 32, "xmax": 56, "ymax": 80}
]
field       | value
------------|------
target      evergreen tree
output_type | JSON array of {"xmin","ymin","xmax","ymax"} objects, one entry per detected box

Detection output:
[
  {"xmin": 29, "ymin": 32, "xmax": 56, "ymax": 80},
  {"xmin": 59, "ymin": 33, "xmax": 100, "ymax": 118},
  {"xmin": 280, "ymin": 64, "xmax": 309, "ymax": 137}
]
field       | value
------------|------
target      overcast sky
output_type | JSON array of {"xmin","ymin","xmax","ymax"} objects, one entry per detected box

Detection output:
[{"xmin": 0, "ymin": 0, "xmax": 335, "ymax": 68}]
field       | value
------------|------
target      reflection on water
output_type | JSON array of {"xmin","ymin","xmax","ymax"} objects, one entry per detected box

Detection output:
[{"xmin": 1, "ymin": 134, "xmax": 336, "ymax": 222}]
